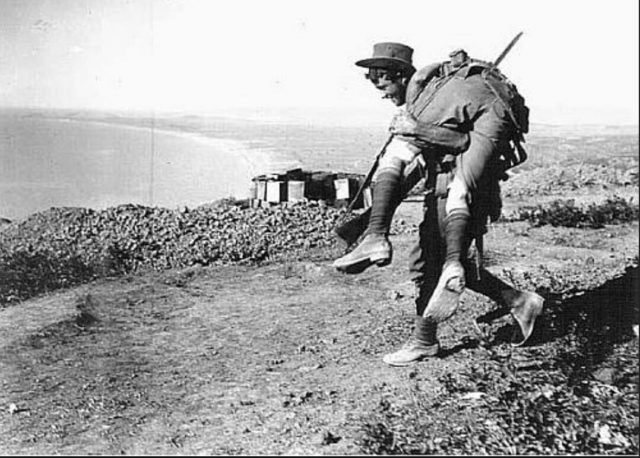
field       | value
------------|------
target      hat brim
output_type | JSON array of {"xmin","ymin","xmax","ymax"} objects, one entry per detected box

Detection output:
[{"xmin": 355, "ymin": 57, "xmax": 415, "ymax": 73}]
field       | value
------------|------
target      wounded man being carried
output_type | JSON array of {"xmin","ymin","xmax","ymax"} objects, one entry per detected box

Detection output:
[{"xmin": 332, "ymin": 42, "xmax": 543, "ymax": 366}]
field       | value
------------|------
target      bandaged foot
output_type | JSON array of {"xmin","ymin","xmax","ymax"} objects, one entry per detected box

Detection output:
[{"xmin": 423, "ymin": 261, "xmax": 466, "ymax": 322}]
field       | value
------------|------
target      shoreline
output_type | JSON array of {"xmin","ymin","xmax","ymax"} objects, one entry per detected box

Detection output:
[
  {"xmin": 48, "ymin": 114, "xmax": 309, "ymax": 171},
  {"xmin": 0, "ymin": 115, "xmax": 283, "ymax": 221},
  {"xmin": 2, "ymin": 112, "xmax": 637, "ymax": 222},
  {"xmin": 45, "ymin": 115, "xmax": 276, "ymax": 182}
]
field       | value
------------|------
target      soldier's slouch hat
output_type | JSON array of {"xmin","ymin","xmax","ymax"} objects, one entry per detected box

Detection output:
[{"xmin": 356, "ymin": 42, "xmax": 416, "ymax": 73}]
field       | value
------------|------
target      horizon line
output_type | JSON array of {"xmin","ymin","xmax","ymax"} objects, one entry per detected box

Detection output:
[{"xmin": 1, "ymin": 106, "xmax": 638, "ymax": 129}]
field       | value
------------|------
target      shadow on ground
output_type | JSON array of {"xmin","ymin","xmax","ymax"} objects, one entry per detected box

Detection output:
[
  {"xmin": 534, "ymin": 265, "xmax": 638, "ymax": 345},
  {"xmin": 483, "ymin": 266, "xmax": 639, "ymax": 367}
]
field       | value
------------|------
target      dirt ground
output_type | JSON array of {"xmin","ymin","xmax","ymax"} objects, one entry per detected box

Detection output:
[{"xmin": 0, "ymin": 193, "xmax": 638, "ymax": 454}]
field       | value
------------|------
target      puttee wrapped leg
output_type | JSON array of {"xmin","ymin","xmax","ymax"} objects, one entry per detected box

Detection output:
[{"xmin": 422, "ymin": 209, "xmax": 470, "ymax": 322}]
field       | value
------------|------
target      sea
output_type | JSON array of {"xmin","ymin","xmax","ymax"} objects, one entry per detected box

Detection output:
[
  {"xmin": 2, "ymin": 110, "xmax": 637, "ymax": 222},
  {"xmin": 0, "ymin": 111, "xmax": 389, "ymax": 221}
]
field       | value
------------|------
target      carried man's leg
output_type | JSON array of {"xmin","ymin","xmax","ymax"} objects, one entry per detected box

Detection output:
[
  {"xmin": 422, "ymin": 132, "xmax": 492, "ymax": 322},
  {"xmin": 334, "ymin": 156, "xmax": 425, "ymax": 247},
  {"xmin": 423, "ymin": 132, "xmax": 544, "ymax": 342},
  {"xmin": 421, "ymin": 174, "xmax": 469, "ymax": 321},
  {"xmin": 332, "ymin": 138, "xmax": 421, "ymax": 273}
]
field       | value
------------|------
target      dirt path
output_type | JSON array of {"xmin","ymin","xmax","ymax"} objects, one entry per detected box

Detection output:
[{"xmin": 1, "ymin": 201, "xmax": 638, "ymax": 454}]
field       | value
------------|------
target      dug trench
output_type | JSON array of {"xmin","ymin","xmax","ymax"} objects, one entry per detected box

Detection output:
[{"xmin": 0, "ymin": 200, "xmax": 638, "ymax": 455}]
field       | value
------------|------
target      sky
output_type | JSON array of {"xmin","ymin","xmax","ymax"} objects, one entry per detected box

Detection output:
[{"xmin": 0, "ymin": 0, "xmax": 638, "ymax": 125}]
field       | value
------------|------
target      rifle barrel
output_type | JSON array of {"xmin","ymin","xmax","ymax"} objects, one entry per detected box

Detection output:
[{"xmin": 494, "ymin": 31, "xmax": 523, "ymax": 66}]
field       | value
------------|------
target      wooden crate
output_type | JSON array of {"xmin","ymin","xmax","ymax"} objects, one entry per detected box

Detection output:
[
  {"xmin": 334, "ymin": 178, "xmax": 351, "ymax": 200},
  {"xmin": 266, "ymin": 181, "xmax": 287, "ymax": 203},
  {"xmin": 334, "ymin": 176, "xmax": 366, "ymax": 209},
  {"xmin": 287, "ymin": 180, "xmax": 306, "ymax": 202},
  {"xmin": 255, "ymin": 180, "xmax": 267, "ymax": 200}
]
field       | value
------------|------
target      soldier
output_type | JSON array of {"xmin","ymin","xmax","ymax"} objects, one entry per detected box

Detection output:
[{"xmin": 333, "ymin": 42, "xmax": 544, "ymax": 366}]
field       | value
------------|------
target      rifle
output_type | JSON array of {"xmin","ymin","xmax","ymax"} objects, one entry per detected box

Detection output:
[
  {"xmin": 493, "ymin": 31, "xmax": 523, "ymax": 67},
  {"xmin": 333, "ymin": 32, "xmax": 525, "ymax": 246}
]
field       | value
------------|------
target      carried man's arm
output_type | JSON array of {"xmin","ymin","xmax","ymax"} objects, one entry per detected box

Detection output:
[{"xmin": 334, "ymin": 33, "xmax": 525, "ymax": 246}]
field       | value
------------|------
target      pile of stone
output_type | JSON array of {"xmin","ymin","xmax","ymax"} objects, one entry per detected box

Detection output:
[
  {"xmin": 0, "ymin": 199, "xmax": 418, "ymax": 305},
  {"xmin": 0, "ymin": 201, "xmax": 347, "ymax": 304}
]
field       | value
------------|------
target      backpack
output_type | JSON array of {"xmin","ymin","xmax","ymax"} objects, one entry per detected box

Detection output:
[{"xmin": 478, "ymin": 63, "xmax": 530, "ymax": 170}]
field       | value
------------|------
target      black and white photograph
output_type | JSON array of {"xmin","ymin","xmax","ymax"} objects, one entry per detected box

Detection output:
[{"xmin": 0, "ymin": 0, "xmax": 638, "ymax": 454}]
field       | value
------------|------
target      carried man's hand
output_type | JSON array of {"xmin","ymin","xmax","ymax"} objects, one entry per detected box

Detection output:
[
  {"xmin": 389, "ymin": 109, "xmax": 439, "ymax": 155},
  {"xmin": 390, "ymin": 107, "xmax": 470, "ymax": 155},
  {"xmin": 389, "ymin": 109, "xmax": 418, "ymax": 137}
]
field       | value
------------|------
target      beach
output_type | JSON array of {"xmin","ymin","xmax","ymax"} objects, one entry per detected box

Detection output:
[{"xmin": 0, "ymin": 112, "xmax": 276, "ymax": 221}]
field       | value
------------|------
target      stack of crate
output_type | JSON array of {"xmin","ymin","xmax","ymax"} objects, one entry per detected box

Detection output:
[{"xmin": 251, "ymin": 168, "xmax": 368, "ymax": 209}]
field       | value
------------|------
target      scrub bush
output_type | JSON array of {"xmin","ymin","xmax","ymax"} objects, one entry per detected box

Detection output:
[{"xmin": 512, "ymin": 196, "xmax": 638, "ymax": 228}]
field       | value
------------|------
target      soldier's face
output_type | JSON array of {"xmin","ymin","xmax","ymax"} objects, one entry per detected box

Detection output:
[{"xmin": 365, "ymin": 68, "xmax": 407, "ymax": 106}]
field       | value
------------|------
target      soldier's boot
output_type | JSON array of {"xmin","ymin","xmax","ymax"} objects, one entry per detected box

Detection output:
[
  {"xmin": 332, "ymin": 169, "xmax": 401, "ymax": 273},
  {"xmin": 503, "ymin": 289, "xmax": 544, "ymax": 346},
  {"xmin": 423, "ymin": 210, "xmax": 469, "ymax": 322},
  {"xmin": 383, "ymin": 316, "xmax": 439, "ymax": 367},
  {"xmin": 332, "ymin": 233, "xmax": 392, "ymax": 273},
  {"xmin": 469, "ymin": 271, "xmax": 545, "ymax": 346}
]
